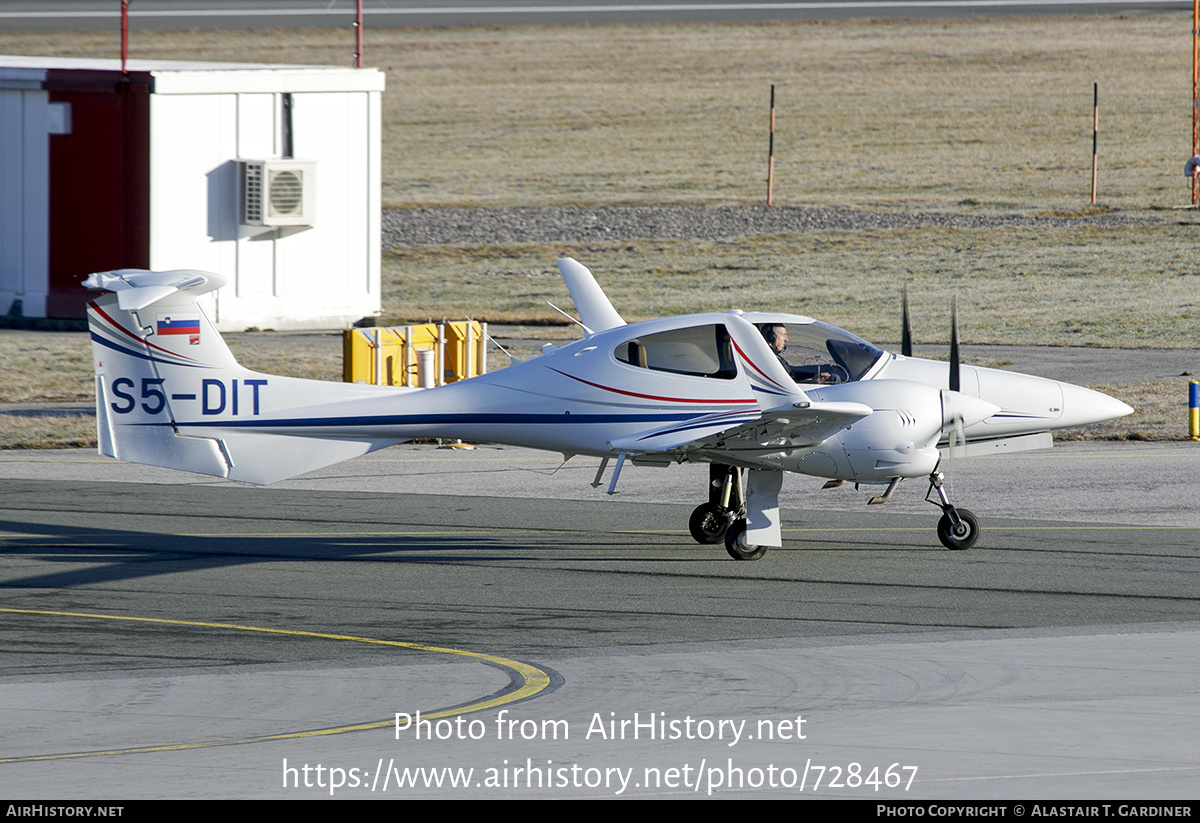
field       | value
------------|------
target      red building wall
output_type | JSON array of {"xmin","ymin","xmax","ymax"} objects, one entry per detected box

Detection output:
[{"xmin": 45, "ymin": 70, "xmax": 150, "ymax": 319}]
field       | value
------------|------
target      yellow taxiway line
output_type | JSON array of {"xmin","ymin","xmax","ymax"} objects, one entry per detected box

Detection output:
[{"xmin": 0, "ymin": 607, "xmax": 556, "ymax": 764}]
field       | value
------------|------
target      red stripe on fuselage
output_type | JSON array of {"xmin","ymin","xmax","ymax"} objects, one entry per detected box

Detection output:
[
  {"xmin": 729, "ymin": 338, "xmax": 789, "ymax": 391},
  {"xmin": 549, "ymin": 368, "xmax": 755, "ymax": 405}
]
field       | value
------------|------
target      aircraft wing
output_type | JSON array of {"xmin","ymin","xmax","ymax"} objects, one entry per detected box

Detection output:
[{"xmin": 608, "ymin": 401, "xmax": 872, "ymax": 455}]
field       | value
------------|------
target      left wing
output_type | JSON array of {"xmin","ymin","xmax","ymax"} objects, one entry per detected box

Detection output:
[{"xmin": 608, "ymin": 400, "xmax": 872, "ymax": 454}]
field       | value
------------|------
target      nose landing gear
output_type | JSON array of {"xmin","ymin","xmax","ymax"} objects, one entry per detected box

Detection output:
[{"xmin": 927, "ymin": 468, "xmax": 979, "ymax": 551}]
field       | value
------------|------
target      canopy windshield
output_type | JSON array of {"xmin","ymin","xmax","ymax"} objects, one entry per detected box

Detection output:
[{"xmin": 755, "ymin": 321, "xmax": 885, "ymax": 384}]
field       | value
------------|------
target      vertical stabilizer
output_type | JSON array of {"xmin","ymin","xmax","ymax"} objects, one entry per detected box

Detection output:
[
  {"xmin": 85, "ymin": 268, "xmax": 408, "ymax": 484},
  {"xmin": 556, "ymin": 258, "xmax": 626, "ymax": 334},
  {"xmin": 87, "ymin": 286, "xmax": 235, "ymax": 478}
]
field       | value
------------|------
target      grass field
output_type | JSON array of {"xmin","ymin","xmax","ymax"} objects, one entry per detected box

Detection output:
[
  {"xmin": 1, "ymin": 15, "xmax": 1195, "ymax": 210},
  {"xmin": 382, "ymin": 224, "xmax": 1200, "ymax": 344}
]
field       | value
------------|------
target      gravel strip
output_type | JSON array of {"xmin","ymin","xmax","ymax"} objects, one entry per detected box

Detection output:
[{"xmin": 382, "ymin": 205, "xmax": 1161, "ymax": 247}]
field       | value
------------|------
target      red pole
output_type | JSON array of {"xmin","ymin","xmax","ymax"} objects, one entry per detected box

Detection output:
[
  {"xmin": 354, "ymin": 0, "xmax": 363, "ymax": 68},
  {"xmin": 121, "ymin": 0, "xmax": 129, "ymax": 76}
]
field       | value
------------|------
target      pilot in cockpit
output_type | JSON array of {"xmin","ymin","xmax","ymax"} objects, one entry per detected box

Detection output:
[{"xmin": 760, "ymin": 323, "xmax": 834, "ymax": 384}]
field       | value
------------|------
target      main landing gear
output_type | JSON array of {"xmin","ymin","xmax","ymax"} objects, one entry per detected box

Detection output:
[
  {"xmin": 687, "ymin": 464, "xmax": 767, "ymax": 561},
  {"xmin": 926, "ymin": 468, "xmax": 979, "ymax": 551}
]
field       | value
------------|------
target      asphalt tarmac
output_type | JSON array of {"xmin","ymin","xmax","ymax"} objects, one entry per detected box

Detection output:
[{"xmin": 0, "ymin": 442, "xmax": 1198, "ymax": 798}]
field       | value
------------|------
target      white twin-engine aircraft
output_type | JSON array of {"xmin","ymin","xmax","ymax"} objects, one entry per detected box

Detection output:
[{"xmin": 84, "ymin": 259, "xmax": 1132, "ymax": 561}]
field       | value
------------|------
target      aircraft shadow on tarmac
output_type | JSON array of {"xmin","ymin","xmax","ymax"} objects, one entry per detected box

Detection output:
[
  {"xmin": 0, "ymin": 509, "xmax": 956, "ymax": 590},
  {"xmin": 0, "ymin": 474, "xmax": 991, "ymax": 591}
]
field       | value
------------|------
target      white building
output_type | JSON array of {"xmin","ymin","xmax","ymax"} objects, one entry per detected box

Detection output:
[{"xmin": 0, "ymin": 56, "xmax": 384, "ymax": 330}]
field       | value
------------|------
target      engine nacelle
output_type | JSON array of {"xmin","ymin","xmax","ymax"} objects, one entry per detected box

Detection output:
[{"xmin": 800, "ymin": 380, "xmax": 998, "ymax": 482}]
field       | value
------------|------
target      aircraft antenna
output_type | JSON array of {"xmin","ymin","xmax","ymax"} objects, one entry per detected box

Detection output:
[{"xmin": 546, "ymin": 301, "xmax": 593, "ymax": 335}]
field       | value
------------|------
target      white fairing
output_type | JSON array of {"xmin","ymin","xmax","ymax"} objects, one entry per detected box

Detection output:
[
  {"xmin": 745, "ymin": 468, "xmax": 783, "ymax": 546},
  {"xmin": 756, "ymin": 380, "xmax": 999, "ymax": 483}
]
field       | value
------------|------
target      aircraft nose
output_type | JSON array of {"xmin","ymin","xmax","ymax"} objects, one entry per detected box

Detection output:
[{"xmin": 1057, "ymin": 382, "xmax": 1134, "ymax": 428}]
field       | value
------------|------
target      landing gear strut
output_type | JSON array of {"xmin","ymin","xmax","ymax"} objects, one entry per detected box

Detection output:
[
  {"xmin": 689, "ymin": 465, "xmax": 781, "ymax": 561},
  {"xmin": 688, "ymin": 464, "xmax": 742, "ymax": 545},
  {"xmin": 926, "ymin": 468, "xmax": 979, "ymax": 550}
]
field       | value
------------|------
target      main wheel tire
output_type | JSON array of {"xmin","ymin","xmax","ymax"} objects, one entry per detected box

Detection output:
[
  {"xmin": 724, "ymin": 520, "xmax": 768, "ymax": 561},
  {"xmin": 937, "ymin": 508, "xmax": 980, "ymax": 551},
  {"xmin": 689, "ymin": 503, "xmax": 730, "ymax": 545}
]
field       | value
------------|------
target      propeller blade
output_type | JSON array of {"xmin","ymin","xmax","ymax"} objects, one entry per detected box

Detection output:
[
  {"xmin": 901, "ymin": 284, "xmax": 913, "ymax": 357},
  {"xmin": 945, "ymin": 412, "xmax": 965, "ymax": 474},
  {"xmin": 949, "ymin": 294, "xmax": 961, "ymax": 393},
  {"xmin": 939, "ymin": 389, "xmax": 998, "ymax": 472}
]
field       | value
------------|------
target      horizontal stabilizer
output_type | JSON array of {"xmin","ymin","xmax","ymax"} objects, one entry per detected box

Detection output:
[
  {"xmin": 84, "ymin": 269, "xmax": 228, "ymax": 311},
  {"xmin": 218, "ymin": 432, "xmax": 403, "ymax": 485}
]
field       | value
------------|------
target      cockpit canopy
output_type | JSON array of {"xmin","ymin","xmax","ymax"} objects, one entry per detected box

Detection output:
[
  {"xmin": 609, "ymin": 316, "xmax": 885, "ymax": 385},
  {"xmin": 752, "ymin": 319, "xmax": 885, "ymax": 384}
]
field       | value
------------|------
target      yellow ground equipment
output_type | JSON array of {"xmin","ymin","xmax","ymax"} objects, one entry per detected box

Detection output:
[{"xmin": 343, "ymin": 321, "xmax": 487, "ymax": 387}]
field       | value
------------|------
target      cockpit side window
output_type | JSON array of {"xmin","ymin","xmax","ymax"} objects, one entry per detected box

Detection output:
[{"xmin": 615, "ymin": 324, "xmax": 736, "ymax": 379}]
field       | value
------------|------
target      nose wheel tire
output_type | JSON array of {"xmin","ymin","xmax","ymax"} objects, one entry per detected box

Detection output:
[
  {"xmin": 724, "ymin": 520, "xmax": 768, "ymax": 561},
  {"xmin": 937, "ymin": 508, "xmax": 979, "ymax": 551},
  {"xmin": 689, "ymin": 503, "xmax": 730, "ymax": 545}
]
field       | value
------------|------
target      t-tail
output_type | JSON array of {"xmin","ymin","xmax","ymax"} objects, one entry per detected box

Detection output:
[{"xmin": 85, "ymin": 269, "xmax": 412, "ymax": 484}]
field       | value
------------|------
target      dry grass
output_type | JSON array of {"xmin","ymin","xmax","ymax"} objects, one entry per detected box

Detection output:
[
  {"xmin": 224, "ymin": 332, "xmax": 345, "ymax": 381},
  {"xmin": 0, "ymin": 414, "xmax": 96, "ymax": 450},
  {"xmin": 384, "ymin": 223, "xmax": 1200, "ymax": 348},
  {"xmin": 0, "ymin": 332, "xmax": 95, "ymax": 403},
  {"xmin": 0, "ymin": 15, "xmax": 1193, "ymax": 209}
]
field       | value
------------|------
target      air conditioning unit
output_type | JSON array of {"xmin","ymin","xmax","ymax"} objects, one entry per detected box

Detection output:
[{"xmin": 240, "ymin": 160, "xmax": 316, "ymax": 227}]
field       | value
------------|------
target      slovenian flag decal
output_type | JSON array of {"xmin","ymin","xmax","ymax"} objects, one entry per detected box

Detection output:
[{"xmin": 157, "ymin": 314, "xmax": 200, "ymax": 345}]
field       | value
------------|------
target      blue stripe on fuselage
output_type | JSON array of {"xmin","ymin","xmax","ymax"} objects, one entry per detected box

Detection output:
[{"xmin": 171, "ymin": 411, "xmax": 714, "ymax": 429}]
